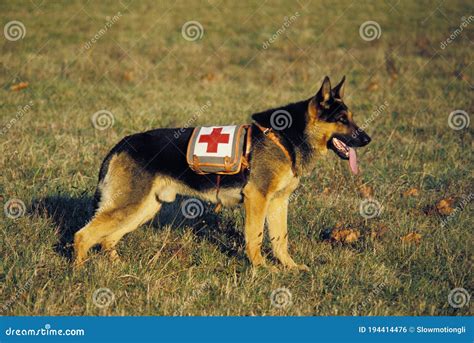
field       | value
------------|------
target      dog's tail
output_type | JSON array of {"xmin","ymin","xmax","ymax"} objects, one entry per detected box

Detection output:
[
  {"xmin": 92, "ymin": 148, "xmax": 115, "ymax": 212},
  {"xmin": 91, "ymin": 135, "xmax": 135, "ymax": 212}
]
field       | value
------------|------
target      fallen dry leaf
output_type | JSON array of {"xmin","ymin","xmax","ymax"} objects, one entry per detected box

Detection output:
[
  {"xmin": 322, "ymin": 187, "xmax": 331, "ymax": 196},
  {"xmin": 423, "ymin": 196, "xmax": 456, "ymax": 216},
  {"xmin": 401, "ymin": 232, "xmax": 422, "ymax": 244},
  {"xmin": 201, "ymin": 72, "xmax": 216, "ymax": 82},
  {"xmin": 370, "ymin": 224, "xmax": 389, "ymax": 240},
  {"xmin": 330, "ymin": 227, "xmax": 361, "ymax": 244},
  {"xmin": 367, "ymin": 81, "xmax": 379, "ymax": 92},
  {"xmin": 359, "ymin": 185, "xmax": 374, "ymax": 198},
  {"xmin": 436, "ymin": 197, "xmax": 455, "ymax": 216},
  {"xmin": 403, "ymin": 187, "xmax": 419, "ymax": 197},
  {"xmin": 123, "ymin": 71, "xmax": 134, "ymax": 82},
  {"xmin": 10, "ymin": 82, "xmax": 29, "ymax": 91}
]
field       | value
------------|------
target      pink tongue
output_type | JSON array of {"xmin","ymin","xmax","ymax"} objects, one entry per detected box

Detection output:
[{"xmin": 349, "ymin": 148, "xmax": 359, "ymax": 175}]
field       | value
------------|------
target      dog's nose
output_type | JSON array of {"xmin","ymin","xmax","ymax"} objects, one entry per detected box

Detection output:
[{"xmin": 361, "ymin": 134, "xmax": 371, "ymax": 145}]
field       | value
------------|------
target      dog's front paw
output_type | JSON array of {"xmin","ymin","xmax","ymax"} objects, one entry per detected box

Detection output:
[
  {"xmin": 295, "ymin": 263, "xmax": 310, "ymax": 272},
  {"xmin": 282, "ymin": 262, "xmax": 310, "ymax": 272},
  {"xmin": 250, "ymin": 259, "xmax": 280, "ymax": 275}
]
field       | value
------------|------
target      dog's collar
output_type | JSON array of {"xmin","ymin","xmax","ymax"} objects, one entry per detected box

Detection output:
[{"xmin": 253, "ymin": 122, "xmax": 296, "ymax": 176}]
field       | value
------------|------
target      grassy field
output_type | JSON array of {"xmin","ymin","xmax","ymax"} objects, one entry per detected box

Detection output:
[{"xmin": 0, "ymin": 0, "xmax": 472, "ymax": 316}]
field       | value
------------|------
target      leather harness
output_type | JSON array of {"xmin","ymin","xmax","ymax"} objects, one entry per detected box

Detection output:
[
  {"xmin": 214, "ymin": 122, "xmax": 295, "ymax": 212},
  {"xmin": 253, "ymin": 122, "xmax": 296, "ymax": 176}
]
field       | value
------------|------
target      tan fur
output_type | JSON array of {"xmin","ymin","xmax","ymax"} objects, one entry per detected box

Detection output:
[
  {"xmin": 74, "ymin": 153, "xmax": 243, "ymax": 267},
  {"xmin": 74, "ymin": 94, "xmax": 355, "ymax": 270},
  {"xmin": 74, "ymin": 153, "xmax": 160, "ymax": 266},
  {"xmin": 266, "ymin": 173, "xmax": 308, "ymax": 270},
  {"xmin": 240, "ymin": 158, "xmax": 308, "ymax": 269},
  {"xmin": 153, "ymin": 176, "xmax": 242, "ymax": 207},
  {"xmin": 242, "ymin": 182, "xmax": 268, "ymax": 266},
  {"xmin": 236, "ymin": 98, "xmax": 354, "ymax": 269},
  {"xmin": 306, "ymin": 99, "xmax": 352, "ymax": 161}
]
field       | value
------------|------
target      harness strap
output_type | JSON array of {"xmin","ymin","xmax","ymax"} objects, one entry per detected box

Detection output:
[
  {"xmin": 214, "ymin": 125, "xmax": 252, "ymax": 213},
  {"xmin": 243, "ymin": 124, "xmax": 252, "ymax": 168},
  {"xmin": 253, "ymin": 122, "xmax": 296, "ymax": 176},
  {"xmin": 214, "ymin": 174, "xmax": 222, "ymax": 213}
]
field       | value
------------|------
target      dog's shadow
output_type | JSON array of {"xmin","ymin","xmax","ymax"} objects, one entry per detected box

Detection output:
[{"xmin": 31, "ymin": 194, "xmax": 245, "ymax": 262}]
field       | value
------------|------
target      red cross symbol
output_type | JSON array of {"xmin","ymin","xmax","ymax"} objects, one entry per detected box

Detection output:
[{"xmin": 198, "ymin": 128, "xmax": 230, "ymax": 153}]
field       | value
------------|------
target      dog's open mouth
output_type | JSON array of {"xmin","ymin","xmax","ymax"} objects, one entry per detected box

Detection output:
[{"xmin": 328, "ymin": 137, "xmax": 359, "ymax": 175}]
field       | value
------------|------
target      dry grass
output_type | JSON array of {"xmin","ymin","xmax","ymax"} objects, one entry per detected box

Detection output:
[{"xmin": 0, "ymin": 0, "xmax": 472, "ymax": 316}]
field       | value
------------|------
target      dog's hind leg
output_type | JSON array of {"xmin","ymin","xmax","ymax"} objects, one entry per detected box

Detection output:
[
  {"xmin": 100, "ymin": 197, "xmax": 161, "ymax": 262},
  {"xmin": 73, "ymin": 197, "xmax": 160, "ymax": 266},
  {"xmin": 74, "ymin": 206, "xmax": 134, "ymax": 267},
  {"xmin": 73, "ymin": 152, "xmax": 159, "ymax": 267}
]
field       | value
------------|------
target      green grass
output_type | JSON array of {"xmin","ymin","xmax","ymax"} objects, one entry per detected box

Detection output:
[{"xmin": 0, "ymin": 0, "xmax": 472, "ymax": 316}]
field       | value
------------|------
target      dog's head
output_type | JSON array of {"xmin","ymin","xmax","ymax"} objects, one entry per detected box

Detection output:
[{"xmin": 308, "ymin": 76, "xmax": 371, "ymax": 174}]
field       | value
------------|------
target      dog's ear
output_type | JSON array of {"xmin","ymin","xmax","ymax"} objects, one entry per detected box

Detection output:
[
  {"xmin": 315, "ymin": 76, "xmax": 332, "ymax": 105},
  {"xmin": 333, "ymin": 75, "xmax": 345, "ymax": 99}
]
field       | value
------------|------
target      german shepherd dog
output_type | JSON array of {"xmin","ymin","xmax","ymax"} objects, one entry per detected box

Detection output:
[{"xmin": 74, "ymin": 76, "xmax": 371, "ymax": 270}]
